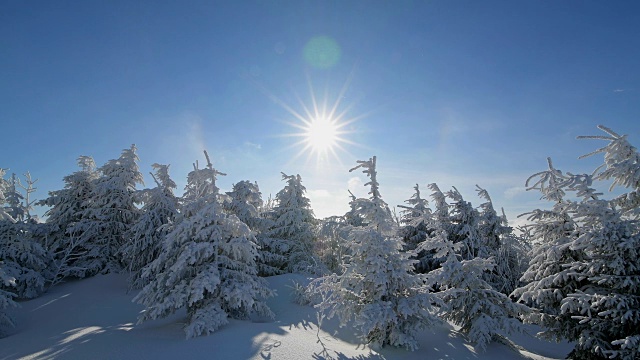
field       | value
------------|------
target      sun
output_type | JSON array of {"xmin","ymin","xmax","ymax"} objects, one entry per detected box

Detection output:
[
  {"xmin": 286, "ymin": 101, "xmax": 357, "ymax": 165},
  {"xmin": 305, "ymin": 116, "xmax": 339, "ymax": 153},
  {"xmin": 273, "ymin": 78, "xmax": 363, "ymax": 166},
  {"xmin": 249, "ymin": 73, "xmax": 364, "ymax": 166}
]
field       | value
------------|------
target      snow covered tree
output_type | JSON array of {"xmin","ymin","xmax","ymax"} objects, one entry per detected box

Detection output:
[
  {"xmin": 182, "ymin": 152, "xmax": 225, "ymax": 206},
  {"xmin": 0, "ymin": 172, "xmax": 18, "ymax": 337},
  {"xmin": 475, "ymin": 185, "xmax": 529, "ymax": 295},
  {"xmin": 0, "ymin": 263, "xmax": 17, "ymax": 338},
  {"xmin": 223, "ymin": 180, "xmax": 284, "ymax": 277},
  {"xmin": 514, "ymin": 126, "xmax": 640, "ymax": 359},
  {"xmin": 579, "ymin": 125, "xmax": 640, "ymax": 215},
  {"xmin": 268, "ymin": 172, "xmax": 318, "ymax": 274},
  {"xmin": 134, "ymin": 152, "xmax": 273, "ymax": 338},
  {"xmin": 0, "ymin": 220, "xmax": 50, "ymax": 299},
  {"xmin": 122, "ymin": 163, "xmax": 179, "ymax": 289},
  {"xmin": 397, "ymin": 184, "xmax": 435, "ymax": 273},
  {"xmin": 422, "ymin": 226, "xmax": 529, "ymax": 351},
  {"xmin": 315, "ymin": 215, "xmax": 351, "ymax": 274},
  {"xmin": 398, "ymin": 184, "xmax": 430, "ymax": 246},
  {"xmin": 4, "ymin": 172, "xmax": 39, "ymax": 223},
  {"xmin": 70, "ymin": 145, "xmax": 144, "ymax": 275},
  {"xmin": 38, "ymin": 156, "xmax": 99, "ymax": 281},
  {"xmin": 0, "ymin": 169, "xmax": 50, "ymax": 299},
  {"xmin": 347, "ymin": 157, "xmax": 395, "ymax": 234},
  {"xmin": 511, "ymin": 158, "xmax": 586, "ymax": 343},
  {"xmin": 344, "ymin": 190, "xmax": 365, "ymax": 227},
  {"xmin": 0, "ymin": 169, "xmax": 10, "ymax": 222},
  {"xmin": 445, "ymin": 186, "xmax": 483, "ymax": 261},
  {"xmin": 310, "ymin": 156, "xmax": 442, "ymax": 350},
  {"xmin": 562, "ymin": 200, "xmax": 640, "ymax": 360},
  {"xmin": 4, "ymin": 173, "xmax": 25, "ymax": 222}
]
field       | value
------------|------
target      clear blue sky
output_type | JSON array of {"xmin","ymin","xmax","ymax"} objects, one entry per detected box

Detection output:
[{"xmin": 2, "ymin": 0, "xmax": 639, "ymax": 223}]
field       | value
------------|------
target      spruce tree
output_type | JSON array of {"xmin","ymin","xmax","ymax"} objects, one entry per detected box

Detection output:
[
  {"xmin": 311, "ymin": 157, "xmax": 442, "ymax": 350},
  {"xmin": 511, "ymin": 159, "xmax": 585, "ymax": 344},
  {"xmin": 134, "ymin": 152, "xmax": 273, "ymax": 338},
  {"xmin": 122, "ymin": 163, "xmax": 178, "ymax": 289},
  {"xmin": 423, "ymin": 223, "xmax": 529, "ymax": 351},
  {"xmin": 0, "ymin": 172, "xmax": 18, "ymax": 337},
  {"xmin": 315, "ymin": 215, "xmax": 351, "ymax": 274},
  {"xmin": 514, "ymin": 126, "xmax": 640, "ymax": 359},
  {"xmin": 398, "ymin": 184, "xmax": 438, "ymax": 273},
  {"xmin": 71, "ymin": 145, "xmax": 144, "ymax": 275},
  {"xmin": 223, "ymin": 180, "xmax": 284, "ymax": 277},
  {"xmin": 38, "ymin": 156, "xmax": 99, "ymax": 281},
  {"xmin": 0, "ymin": 170, "xmax": 50, "ymax": 299},
  {"xmin": 268, "ymin": 172, "xmax": 317, "ymax": 274},
  {"xmin": 0, "ymin": 220, "xmax": 49, "ymax": 299},
  {"xmin": 475, "ymin": 185, "xmax": 528, "ymax": 295},
  {"xmin": 0, "ymin": 264, "xmax": 17, "ymax": 338}
]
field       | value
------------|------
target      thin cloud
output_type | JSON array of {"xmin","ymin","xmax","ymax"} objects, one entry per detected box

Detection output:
[
  {"xmin": 243, "ymin": 141, "xmax": 262, "ymax": 150},
  {"xmin": 504, "ymin": 186, "xmax": 527, "ymax": 199}
]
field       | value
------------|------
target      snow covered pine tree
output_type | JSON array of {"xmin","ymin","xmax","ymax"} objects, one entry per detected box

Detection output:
[
  {"xmin": 38, "ymin": 156, "xmax": 100, "ymax": 281},
  {"xmin": 513, "ymin": 126, "xmax": 640, "ymax": 360},
  {"xmin": 311, "ymin": 157, "xmax": 442, "ymax": 350},
  {"xmin": 268, "ymin": 172, "xmax": 317, "ymax": 274},
  {"xmin": 134, "ymin": 152, "xmax": 273, "ymax": 338},
  {"xmin": 69, "ymin": 145, "xmax": 144, "ymax": 275},
  {"xmin": 122, "ymin": 163, "xmax": 179, "ymax": 290}
]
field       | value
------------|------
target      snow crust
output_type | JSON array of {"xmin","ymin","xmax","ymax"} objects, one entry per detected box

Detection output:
[{"xmin": 0, "ymin": 273, "xmax": 572, "ymax": 360}]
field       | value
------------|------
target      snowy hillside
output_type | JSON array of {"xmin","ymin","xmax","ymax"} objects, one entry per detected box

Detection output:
[{"xmin": 0, "ymin": 274, "xmax": 572, "ymax": 360}]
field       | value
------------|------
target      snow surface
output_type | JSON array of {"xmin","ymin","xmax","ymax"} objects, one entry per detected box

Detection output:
[{"xmin": 0, "ymin": 273, "xmax": 572, "ymax": 360}]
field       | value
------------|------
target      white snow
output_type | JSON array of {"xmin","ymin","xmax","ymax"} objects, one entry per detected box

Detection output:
[{"xmin": 0, "ymin": 273, "xmax": 573, "ymax": 360}]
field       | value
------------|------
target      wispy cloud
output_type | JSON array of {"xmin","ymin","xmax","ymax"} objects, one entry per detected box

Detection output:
[
  {"xmin": 504, "ymin": 186, "xmax": 527, "ymax": 199},
  {"xmin": 244, "ymin": 141, "xmax": 262, "ymax": 150}
]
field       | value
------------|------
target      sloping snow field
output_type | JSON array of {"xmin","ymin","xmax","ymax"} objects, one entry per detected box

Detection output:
[{"xmin": 0, "ymin": 274, "xmax": 572, "ymax": 360}]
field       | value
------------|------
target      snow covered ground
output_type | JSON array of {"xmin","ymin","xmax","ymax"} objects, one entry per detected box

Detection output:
[{"xmin": 0, "ymin": 274, "xmax": 573, "ymax": 360}]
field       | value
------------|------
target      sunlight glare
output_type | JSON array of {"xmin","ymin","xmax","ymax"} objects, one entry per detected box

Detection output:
[
  {"xmin": 306, "ymin": 116, "xmax": 338, "ymax": 152},
  {"xmin": 252, "ymin": 72, "xmax": 367, "ymax": 167}
]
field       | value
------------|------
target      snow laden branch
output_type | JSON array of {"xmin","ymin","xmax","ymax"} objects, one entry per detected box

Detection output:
[
  {"xmin": 513, "ymin": 125, "xmax": 640, "ymax": 360},
  {"xmin": 578, "ymin": 124, "xmax": 640, "ymax": 214}
]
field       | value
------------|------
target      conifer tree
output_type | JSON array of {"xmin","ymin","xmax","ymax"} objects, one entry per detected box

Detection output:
[
  {"xmin": 134, "ymin": 152, "xmax": 273, "ymax": 338},
  {"xmin": 423, "ymin": 225, "xmax": 529, "ymax": 351},
  {"xmin": 4, "ymin": 173, "xmax": 25, "ymax": 222},
  {"xmin": 311, "ymin": 157, "xmax": 441, "ymax": 350},
  {"xmin": 514, "ymin": 126, "xmax": 640, "ymax": 359},
  {"xmin": 446, "ymin": 187, "xmax": 482, "ymax": 261},
  {"xmin": 0, "ymin": 169, "xmax": 10, "ymax": 223},
  {"xmin": 315, "ymin": 215, "xmax": 351, "ymax": 274},
  {"xmin": 0, "ymin": 220, "xmax": 50, "ymax": 299},
  {"xmin": 0, "ymin": 263, "xmax": 17, "ymax": 338},
  {"xmin": 347, "ymin": 157, "xmax": 395, "ymax": 234},
  {"xmin": 223, "ymin": 180, "xmax": 284, "ymax": 277},
  {"xmin": 512, "ymin": 159, "xmax": 591, "ymax": 344},
  {"xmin": 38, "ymin": 156, "xmax": 99, "ymax": 281},
  {"xmin": 71, "ymin": 145, "xmax": 144, "ymax": 275},
  {"xmin": 268, "ymin": 172, "xmax": 317, "ymax": 274},
  {"xmin": 122, "ymin": 163, "xmax": 178, "ymax": 289},
  {"xmin": 0, "ymin": 171, "xmax": 18, "ymax": 337},
  {"xmin": 0, "ymin": 170, "xmax": 50, "ymax": 299},
  {"xmin": 398, "ymin": 184, "xmax": 435, "ymax": 272},
  {"xmin": 475, "ymin": 185, "xmax": 528, "ymax": 295}
]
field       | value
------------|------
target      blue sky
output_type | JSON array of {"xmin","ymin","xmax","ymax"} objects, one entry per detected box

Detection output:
[{"xmin": 2, "ymin": 0, "xmax": 639, "ymax": 223}]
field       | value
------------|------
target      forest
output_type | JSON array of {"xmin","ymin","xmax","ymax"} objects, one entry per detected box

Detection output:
[{"xmin": 1, "ymin": 125, "xmax": 638, "ymax": 360}]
